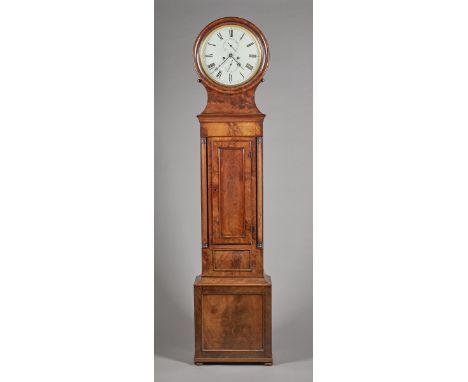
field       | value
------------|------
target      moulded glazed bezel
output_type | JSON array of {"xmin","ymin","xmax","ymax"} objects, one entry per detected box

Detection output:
[{"xmin": 193, "ymin": 17, "xmax": 270, "ymax": 94}]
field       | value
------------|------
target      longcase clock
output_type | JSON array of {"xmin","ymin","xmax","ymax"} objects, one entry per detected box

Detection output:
[{"xmin": 193, "ymin": 17, "xmax": 272, "ymax": 365}]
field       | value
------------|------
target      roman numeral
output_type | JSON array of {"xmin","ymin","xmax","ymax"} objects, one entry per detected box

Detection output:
[
  {"xmin": 229, "ymin": 73, "xmax": 232, "ymax": 82},
  {"xmin": 245, "ymin": 63, "xmax": 254, "ymax": 71},
  {"xmin": 249, "ymin": 54, "xmax": 257, "ymax": 58},
  {"xmin": 217, "ymin": 32, "xmax": 223, "ymax": 40},
  {"xmin": 216, "ymin": 71, "xmax": 222, "ymax": 78},
  {"xmin": 208, "ymin": 43, "xmax": 216, "ymax": 46},
  {"xmin": 240, "ymin": 32, "xmax": 245, "ymax": 40},
  {"xmin": 205, "ymin": 54, "xmax": 213, "ymax": 57},
  {"xmin": 240, "ymin": 72, "xmax": 244, "ymax": 78},
  {"xmin": 208, "ymin": 63, "xmax": 215, "ymax": 69},
  {"xmin": 229, "ymin": 28, "xmax": 233, "ymax": 37},
  {"xmin": 247, "ymin": 42, "xmax": 254, "ymax": 47}
]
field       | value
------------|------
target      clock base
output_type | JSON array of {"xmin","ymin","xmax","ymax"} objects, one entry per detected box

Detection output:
[
  {"xmin": 194, "ymin": 275, "xmax": 272, "ymax": 364},
  {"xmin": 193, "ymin": 358, "xmax": 273, "ymax": 365}
]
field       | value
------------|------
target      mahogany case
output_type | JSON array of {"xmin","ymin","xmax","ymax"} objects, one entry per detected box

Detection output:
[{"xmin": 193, "ymin": 17, "xmax": 272, "ymax": 365}]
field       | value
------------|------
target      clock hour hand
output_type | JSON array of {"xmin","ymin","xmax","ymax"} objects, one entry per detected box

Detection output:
[{"xmin": 227, "ymin": 42, "xmax": 237, "ymax": 52}]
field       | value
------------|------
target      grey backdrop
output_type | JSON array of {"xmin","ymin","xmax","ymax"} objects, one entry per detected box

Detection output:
[{"xmin": 155, "ymin": 0, "xmax": 312, "ymax": 380}]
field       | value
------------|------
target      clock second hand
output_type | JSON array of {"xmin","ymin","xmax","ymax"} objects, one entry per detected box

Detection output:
[{"xmin": 227, "ymin": 59, "xmax": 234, "ymax": 72}]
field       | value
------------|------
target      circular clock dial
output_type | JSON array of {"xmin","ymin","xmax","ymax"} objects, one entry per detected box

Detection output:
[{"xmin": 200, "ymin": 25, "xmax": 262, "ymax": 87}]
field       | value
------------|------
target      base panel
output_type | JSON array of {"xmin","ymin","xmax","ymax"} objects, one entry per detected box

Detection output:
[{"xmin": 194, "ymin": 275, "xmax": 272, "ymax": 363}]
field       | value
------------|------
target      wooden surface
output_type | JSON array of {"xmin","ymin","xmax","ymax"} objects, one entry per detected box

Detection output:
[
  {"xmin": 210, "ymin": 138, "xmax": 254, "ymax": 245},
  {"xmin": 200, "ymin": 120, "xmax": 263, "ymax": 137},
  {"xmin": 213, "ymin": 250, "xmax": 251, "ymax": 271},
  {"xmin": 194, "ymin": 275, "xmax": 272, "ymax": 363},
  {"xmin": 202, "ymin": 294, "xmax": 263, "ymax": 350},
  {"xmin": 194, "ymin": 274, "xmax": 271, "ymax": 286},
  {"xmin": 256, "ymin": 136, "xmax": 263, "ymax": 248},
  {"xmin": 193, "ymin": 16, "xmax": 272, "ymax": 364},
  {"xmin": 200, "ymin": 138, "xmax": 208, "ymax": 248}
]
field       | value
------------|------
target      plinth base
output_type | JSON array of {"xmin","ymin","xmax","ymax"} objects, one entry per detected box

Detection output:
[
  {"xmin": 194, "ymin": 275, "xmax": 272, "ymax": 365},
  {"xmin": 193, "ymin": 358, "xmax": 273, "ymax": 365}
]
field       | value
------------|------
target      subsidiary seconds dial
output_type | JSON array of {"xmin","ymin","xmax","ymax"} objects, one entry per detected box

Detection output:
[{"xmin": 200, "ymin": 25, "xmax": 262, "ymax": 86}]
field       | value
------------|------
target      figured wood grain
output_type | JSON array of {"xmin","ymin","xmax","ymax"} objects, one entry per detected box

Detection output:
[
  {"xmin": 201, "ymin": 121, "xmax": 262, "ymax": 137},
  {"xmin": 198, "ymin": 113, "xmax": 265, "ymax": 123},
  {"xmin": 202, "ymin": 246, "xmax": 263, "ymax": 277},
  {"xmin": 202, "ymin": 88, "xmax": 261, "ymax": 114},
  {"xmin": 194, "ymin": 277, "xmax": 272, "ymax": 362},
  {"xmin": 202, "ymin": 294, "xmax": 263, "ymax": 351},
  {"xmin": 213, "ymin": 250, "xmax": 251, "ymax": 271},
  {"xmin": 220, "ymin": 147, "xmax": 245, "ymax": 237},
  {"xmin": 195, "ymin": 274, "xmax": 271, "ymax": 286},
  {"xmin": 211, "ymin": 139, "xmax": 253, "ymax": 245}
]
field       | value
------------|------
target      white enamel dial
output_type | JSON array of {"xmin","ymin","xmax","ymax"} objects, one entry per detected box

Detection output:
[{"xmin": 200, "ymin": 24, "xmax": 262, "ymax": 86}]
